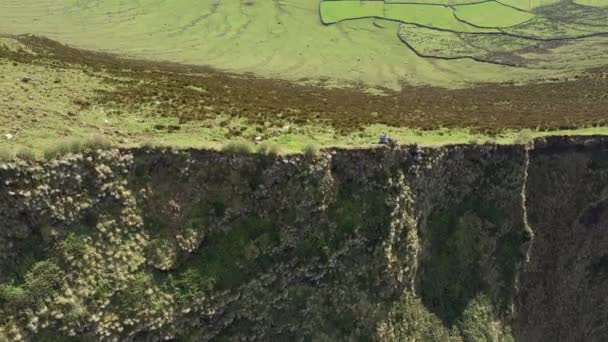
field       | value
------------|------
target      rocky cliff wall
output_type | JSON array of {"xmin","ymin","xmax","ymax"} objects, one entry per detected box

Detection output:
[
  {"xmin": 0, "ymin": 136, "xmax": 605, "ymax": 341},
  {"xmin": 516, "ymin": 137, "xmax": 608, "ymax": 342}
]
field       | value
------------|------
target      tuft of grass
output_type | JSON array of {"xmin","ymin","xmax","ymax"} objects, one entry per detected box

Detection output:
[
  {"xmin": 513, "ymin": 129, "xmax": 534, "ymax": 145},
  {"xmin": 302, "ymin": 143, "xmax": 320, "ymax": 159},
  {"xmin": 141, "ymin": 140, "xmax": 161, "ymax": 150},
  {"xmin": 0, "ymin": 147, "xmax": 14, "ymax": 162},
  {"xmin": 222, "ymin": 141, "xmax": 254, "ymax": 155},
  {"xmin": 81, "ymin": 135, "xmax": 111, "ymax": 151},
  {"xmin": 43, "ymin": 136, "xmax": 113, "ymax": 159},
  {"xmin": 43, "ymin": 141, "xmax": 71, "ymax": 160},
  {"xmin": 468, "ymin": 137, "xmax": 481, "ymax": 145},
  {"xmin": 43, "ymin": 139, "xmax": 80, "ymax": 159},
  {"xmin": 15, "ymin": 148, "xmax": 37, "ymax": 161},
  {"xmin": 256, "ymin": 142, "xmax": 282, "ymax": 156}
]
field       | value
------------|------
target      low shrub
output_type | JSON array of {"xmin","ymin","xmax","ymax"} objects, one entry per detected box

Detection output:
[
  {"xmin": 117, "ymin": 273, "xmax": 152, "ymax": 310},
  {"xmin": 15, "ymin": 148, "xmax": 36, "ymax": 161},
  {"xmin": 0, "ymin": 283, "xmax": 28, "ymax": 308},
  {"xmin": 302, "ymin": 143, "xmax": 320, "ymax": 159},
  {"xmin": 513, "ymin": 129, "xmax": 534, "ymax": 145},
  {"xmin": 378, "ymin": 292, "xmax": 453, "ymax": 341},
  {"xmin": 222, "ymin": 141, "xmax": 253, "ymax": 154},
  {"xmin": 43, "ymin": 136, "xmax": 112, "ymax": 159},
  {"xmin": 146, "ymin": 239, "xmax": 178, "ymax": 271},
  {"xmin": 24, "ymin": 260, "xmax": 64, "ymax": 305},
  {"xmin": 81, "ymin": 135, "xmax": 111, "ymax": 151},
  {"xmin": 468, "ymin": 138, "xmax": 481, "ymax": 145},
  {"xmin": 256, "ymin": 142, "xmax": 282, "ymax": 156},
  {"xmin": 141, "ymin": 140, "xmax": 160, "ymax": 150},
  {"xmin": 58, "ymin": 233, "xmax": 88, "ymax": 261},
  {"xmin": 43, "ymin": 140, "xmax": 77, "ymax": 159},
  {"xmin": 458, "ymin": 295, "xmax": 514, "ymax": 342},
  {"xmin": 0, "ymin": 147, "xmax": 14, "ymax": 162},
  {"xmin": 166, "ymin": 268, "xmax": 215, "ymax": 305}
]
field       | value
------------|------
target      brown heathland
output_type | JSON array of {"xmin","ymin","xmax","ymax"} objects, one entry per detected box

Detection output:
[{"xmin": 2, "ymin": 35, "xmax": 607, "ymax": 134}]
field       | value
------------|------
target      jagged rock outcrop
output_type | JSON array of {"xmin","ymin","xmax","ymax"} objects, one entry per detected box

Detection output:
[{"xmin": 0, "ymin": 136, "xmax": 606, "ymax": 341}]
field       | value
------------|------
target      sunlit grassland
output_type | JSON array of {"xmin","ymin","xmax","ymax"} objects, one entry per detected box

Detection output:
[
  {"xmin": 572, "ymin": 0, "xmax": 608, "ymax": 7},
  {"xmin": 452, "ymin": 2, "xmax": 534, "ymax": 28},
  {"xmin": 499, "ymin": 0, "xmax": 560, "ymax": 10},
  {"xmin": 321, "ymin": 1, "xmax": 532, "ymax": 31},
  {"xmin": 0, "ymin": 54, "xmax": 605, "ymax": 157},
  {"xmin": 0, "ymin": 0, "xmax": 567, "ymax": 89}
]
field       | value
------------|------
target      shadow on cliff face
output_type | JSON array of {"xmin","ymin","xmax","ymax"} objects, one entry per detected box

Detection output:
[
  {"xmin": 406, "ymin": 145, "xmax": 530, "ymax": 338},
  {"xmin": 516, "ymin": 139, "xmax": 608, "ymax": 342},
  {"xmin": 122, "ymin": 148, "xmax": 419, "ymax": 340},
  {"xmin": 419, "ymin": 199, "xmax": 522, "ymax": 325},
  {"xmin": 126, "ymin": 146, "xmax": 531, "ymax": 340}
]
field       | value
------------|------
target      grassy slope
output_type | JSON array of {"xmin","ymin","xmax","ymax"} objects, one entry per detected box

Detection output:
[
  {"xmin": 498, "ymin": 0, "xmax": 560, "ymax": 10},
  {"xmin": 320, "ymin": 1, "xmax": 498, "ymax": 33},
  {"xmin": 0, "ymin": 0, "xmax": 607, "ymax": 157},
  {"xmin": 1, "ymin": 36, "xmax": 607, "ymax": 157},
  {"xmin": 383, "ymin": 4, "xmax": 497, "ymax": 32},
  {"xmin": 0, "ymin": 54, "xmax": 605, "ymax": 156},
  {"xmin": 0, "ymin": 0, "xmax": 556, "ymax": 89},
  {"xmin": 320, "ymin": 1, "xmax": 385, "ymax": 23},
  {"xmin": 573, "ymin": 0, "xmax": 608, "ymax": 6},
  {"xmin": 452, "ymin": 2, "xmax": 534, "ymax": 28}
]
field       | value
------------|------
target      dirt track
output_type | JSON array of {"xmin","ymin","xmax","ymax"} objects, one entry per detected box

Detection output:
[{"xmin": 3, "ymin": 35, "xmax": 608, "ymax": 133}]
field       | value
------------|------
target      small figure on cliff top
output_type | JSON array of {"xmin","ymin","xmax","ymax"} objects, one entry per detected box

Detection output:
[
  {"xmin": 379, "ymin": 133, "xmax": 398, "ymax": 148},
  {"xmin": 379, "ymin": 132, "xmax": 389, "ymax": 144}
]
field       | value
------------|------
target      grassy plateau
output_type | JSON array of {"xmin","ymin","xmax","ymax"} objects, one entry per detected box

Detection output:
[{"xmin": 0, "ymin": 1, "xmax": 607, "ymax": 156}]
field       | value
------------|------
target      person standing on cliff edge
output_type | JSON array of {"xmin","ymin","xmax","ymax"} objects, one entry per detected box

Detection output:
[{"xmin": 379, "ymin": 132, "xmax": 389, "ymax": 144}]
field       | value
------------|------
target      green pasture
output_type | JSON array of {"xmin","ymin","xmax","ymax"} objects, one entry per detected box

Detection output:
[
  {"xmin": 398, "ymin": 22, "xmax": 608, "ymax": 69},
  {"xmin": 384, "ymin": 0, "xmax": 480, "ymax": 4},
  {"xmin": 382, "ymin": 4, "xmax": 496, "ymax": 32},
  {"xmin": 574, "ymin": 0, "xmax": 608, "ymax": 6},
  {"xmin": 320, "ymin": 0, "xmax": 608, "ymax": 69},
  {"xmin": 452, "ymin": 2, "xmax": 534, "ymax": 28},
  {"xmin": 499, "ymin": 0, "xmax": 560, "ymax": 10},
  {"xmin": 1, "ymin": 0, "xmax": 607, "ymax": 89},
  {"xmin": 0, "ymin": 0, "xmax": 507, "ymax": 90},
  {"xmin": 321, "ymin": 1, "xmax": 533, "ymax": 30},
  {"xmin": 319, "ymin": 1, "xmax": 384, "ymax": 23}
]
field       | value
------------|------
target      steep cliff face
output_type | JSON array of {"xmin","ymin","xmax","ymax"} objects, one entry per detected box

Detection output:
[
  {"xmin": 0, "ymin": 137, "xmax": 605, "ymax": 341},
  {"xmin": 516, "ymin": 137, "xmax": 608, "ymax": 342}
]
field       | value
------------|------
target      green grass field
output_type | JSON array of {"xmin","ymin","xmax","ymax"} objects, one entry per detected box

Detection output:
[
  {"xmin": 382, "ymin": 4, "xmax": 496, "ymax": 32},
  {"xmin": 0, "ymin": 35, "xmax": 606, "ymax": 158},
  {"xmin": 452, "ymin": 2, "xmax": 534, "ymax": 28},
  {"xmin": 321, "ymin": 1, "xmax": 532, "ymax": 30},
  {"xmin": 1, "ymin": 0, "xmax": 606, "ymax": 90},
  {"xmin": 499, "ymin": 0, "xmax": 560, "ymax": 10},
  {"xmin": 319, "ymin": 0, "xmax": 608, "ymax": 68},
  {"xmin": 574, "ymin": 0, "xmax": 608, "ymax": 6},
  {"xmin": 0, "ymin": 2, "xmax": 607, "ymax": 156}
]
